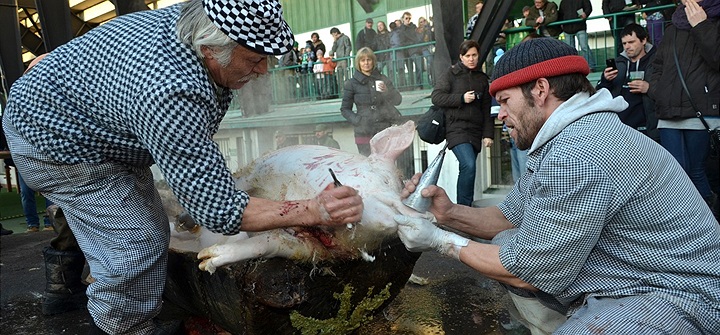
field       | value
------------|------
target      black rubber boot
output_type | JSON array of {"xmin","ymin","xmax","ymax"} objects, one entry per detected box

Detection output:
[
  {"xmin": 87, "ymin": 318, "xmax": 109, "ymax": 335},
  {"xmin": 41, "ymin": 246, "xmax": 88, "ymax": 315},
  {"xmin": 0, "ymin": 223, "xmax": 13, "ymax": 235},
  {"xmin": 47, "ymin": 205, "xmax": 82, "ymax": 252}
]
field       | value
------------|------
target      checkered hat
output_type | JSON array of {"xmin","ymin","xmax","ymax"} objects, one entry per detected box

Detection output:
[
  {"xmin": 489, "ymin": 38, "xmax": 589, "ymax": 96},
  {"xmin": 203, "ymin": 0, "xmax": 294, "ymax": 55}
]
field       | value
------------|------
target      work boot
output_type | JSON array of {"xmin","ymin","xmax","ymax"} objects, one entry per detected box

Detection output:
[
  {"xmin": 47, "ymin": 205, "xmax": 81, "ymax": 252},
  {"xmin": 0, "ymin": 223, "xmax": 13, "ymax": 235},
  {"xmin": 42, "ymin": 246, "xmax": 88, "ymax": 315}
]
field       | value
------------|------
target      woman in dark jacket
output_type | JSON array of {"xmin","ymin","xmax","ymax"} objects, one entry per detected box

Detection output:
[
  {"xmin": 431, "ymin": 40, "xmax": 493, "ymax": 206},
  {"xmin": 647, "ymin": 0, "xmax": 720, "ymax": 216},
  {"xmin": 341, "ymin": 47, "xmax": 403, "ymax": 156}
]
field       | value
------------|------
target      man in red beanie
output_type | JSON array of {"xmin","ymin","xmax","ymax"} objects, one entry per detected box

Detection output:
[{"xmin": 394, "ymin": 37, "xmax": 720, "ymax": 334}]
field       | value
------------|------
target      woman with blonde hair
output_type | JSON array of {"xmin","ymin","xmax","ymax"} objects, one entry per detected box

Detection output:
[{"xmin": 340, "ymin": 47, "xmax": 402, "ymax": 156}]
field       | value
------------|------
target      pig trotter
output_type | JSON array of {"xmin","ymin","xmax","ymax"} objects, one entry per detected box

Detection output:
[
  {"xmin": 198, "ymin": 244, "xmax": 237, "ymax": 274},
  {"xmin": 198, "ymin": 233, "xmax": 316, "ymax": 274}
]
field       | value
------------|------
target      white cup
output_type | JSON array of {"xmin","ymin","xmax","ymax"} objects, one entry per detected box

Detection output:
[{"xmin": 375, "ymin": 80, "xmax": 385, "ymax": 92}]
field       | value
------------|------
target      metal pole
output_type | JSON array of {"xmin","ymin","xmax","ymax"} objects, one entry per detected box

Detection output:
[
  {"xmin": 0, "ymin": 0, "xmax": 24, "ymax": 95},
  {"xmin": 34, "ymin": 0, "xmax": 73, "ymax": 51}
]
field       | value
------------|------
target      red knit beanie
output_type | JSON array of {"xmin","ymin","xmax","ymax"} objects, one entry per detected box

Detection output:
[{"xmin": 489, "ymin": 38, "xmax": 589, "ymax": 96}]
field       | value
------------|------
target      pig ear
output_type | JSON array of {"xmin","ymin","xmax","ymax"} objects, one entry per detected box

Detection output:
[{"xmin": 369, "ymin": 121, "xmax": 415, "ymax": 160}]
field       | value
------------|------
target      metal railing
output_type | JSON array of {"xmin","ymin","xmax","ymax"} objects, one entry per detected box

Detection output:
[
  {"xmin": 265, "ymin": 41, "xmax": 436, "ymax": 106},
  {"xmin": 504, "ymin": 3, "xmax": 677, "ymax": 71},
  {"xmin": 245, "ymin": 4, "xmax": 677, "ymax": 108}
]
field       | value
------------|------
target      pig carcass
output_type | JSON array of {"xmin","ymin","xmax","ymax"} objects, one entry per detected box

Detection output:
[{"xmin": 161, "ymin": 121, "xmax": 424, "ymax": 335}]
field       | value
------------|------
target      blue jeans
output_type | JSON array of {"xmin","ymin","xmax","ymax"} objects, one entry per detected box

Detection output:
[
  {"xmin": 564, "ymin": 30, "xmax": 596, "ymax": 70},
  {"xmin": 510, "ymin": 138, "xmax": 529, "ymax": 183},
  {"xmin": 660, "ymin": 128, "xmax": 712, "ymax": 198},
  {"xmin": 422, "ymin": 49, "xmax": 434, "ymax": 86},
  {"xmin": 405, "ymin": 54, "xmax": 424, "ymax": 88},
  {"xmin": 452, "ymin": 143, "xmax": 479, "ymax": 206},
  {"xmin": 18, "ymin": 172, "xmax": 53, "ymax": 228}
]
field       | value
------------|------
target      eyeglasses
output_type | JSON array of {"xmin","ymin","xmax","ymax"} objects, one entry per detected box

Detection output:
[{"xmin": 403, "ymin": 17, "xmax": 411, "ymax": 21}]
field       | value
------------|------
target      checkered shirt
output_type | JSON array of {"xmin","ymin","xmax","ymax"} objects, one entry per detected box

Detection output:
[
  {"xmin": 496, "ymin": 109, "xmax": 720, "ymax": 321},
  {"xmin": 4, "ymin": 4, "xmax": 247, "ymax": 235}
]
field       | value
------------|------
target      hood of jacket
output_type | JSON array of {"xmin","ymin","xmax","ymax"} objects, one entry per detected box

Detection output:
[
  {"xmin": 529, "ymin": 89, "xmax": 628, "ymax": 153},
  {"xmin": 613, "ymin": 43, "xmax": 656, "ymax": 82},
  {"xmin": 618, "ymin": 42, "xmax": 655, "ymax": 65}
]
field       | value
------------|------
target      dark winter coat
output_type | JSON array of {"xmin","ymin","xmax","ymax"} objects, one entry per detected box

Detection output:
[
  {"xmin": 603, "ymin": 0, "xmax": 632, "ymax": 14},
  {"xmin": 398, "ymin": 23, "xmax": 422, "ymax": 56},
  {"xmin": 316, "ymin": 135, "xmax": 340, "ymax": 149},
  {"xmin": 559, "ymin": 0, "xmax": 593, "ymax": 34},
  {"xmin": 602, "ymin": 0, "xmax": 637, "ymax": 27},
  {"xmin": 648, "ymin": 19, "xmax": 720, "ymax": 119},
  {"xmin": 311, "ymin": 40, "xmax": 326, "ymax": 55},
  {"xmin": 597, "ymin": 43, "xmax": 658, "ymax": 138},
  {"xmin": 375, "ymin": 31, "xmax": 391, "ymax": 62},
  {"xmin": 431, "ymin": 62, "xmax": 493, "ymax": 151},
  {"xmin": 526, "ymin": 1, "xmax": 562, "ymax": 37},
  {"xmin": 356, "ymin": 27, "xmax": 378, "ymax": 51},
  {"xmin": 341, "ymin": 69, "xmax": 403, "ymax": 137}
]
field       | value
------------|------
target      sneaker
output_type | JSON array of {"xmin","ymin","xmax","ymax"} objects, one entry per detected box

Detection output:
[
  {"xmin": 43, "ymin": 226, "xmax": 54, "ymax": 231},
  {"xmin": 26, "ymin": 226, "xmax": 40, "ymax": 233}
]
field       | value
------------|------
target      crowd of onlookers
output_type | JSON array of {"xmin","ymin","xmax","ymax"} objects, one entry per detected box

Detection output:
[{"xmin": 276, "ymin": 12, "xmax": 436, "ymax": 102}]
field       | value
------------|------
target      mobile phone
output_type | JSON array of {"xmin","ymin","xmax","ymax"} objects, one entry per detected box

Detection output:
[{"xmin": 606, "ymin": 59, "xmax": 617, "ymax": 70}]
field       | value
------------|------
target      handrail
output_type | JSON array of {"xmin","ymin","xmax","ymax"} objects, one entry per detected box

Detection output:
[
  {"xmin": 504, "ymin": 3, "xmax": 677, "ymax": 34},
  {"xmin": 257, "ymin": 5, "xmax": 679, "ymax": 107},
  {"xmin": 269, "ymin": 41, "xmax": 436, "ymax": 73}
]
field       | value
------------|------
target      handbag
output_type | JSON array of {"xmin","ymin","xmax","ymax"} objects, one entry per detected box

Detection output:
[
  {"xmin": 416, "ymin": 105, "xmax": 446, "ymax": 144},
  {"xmin": 672, "ymin": 40, "xmax": 720, "ymax": 157}
]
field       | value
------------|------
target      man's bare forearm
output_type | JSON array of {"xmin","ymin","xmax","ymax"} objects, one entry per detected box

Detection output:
[{"xmin": 440, "ymin": 205, "xmax": 513, "ymax": 240}]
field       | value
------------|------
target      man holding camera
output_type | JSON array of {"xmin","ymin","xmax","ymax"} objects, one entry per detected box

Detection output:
[{"xmin": 596, "ymin": 23, "xmax": 658, "ymax": 141}]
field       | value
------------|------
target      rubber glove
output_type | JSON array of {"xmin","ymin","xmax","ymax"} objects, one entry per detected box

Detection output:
[{"xmin": 394, "ymin": 215, "xmax": 469, "ymax": 260}]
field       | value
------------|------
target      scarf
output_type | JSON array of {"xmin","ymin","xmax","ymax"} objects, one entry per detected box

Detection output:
[{"xmin": 672, "ymin": 0, "xmax": 720, "ymax": 30}]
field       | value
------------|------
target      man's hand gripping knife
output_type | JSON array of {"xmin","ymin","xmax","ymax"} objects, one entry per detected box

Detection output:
[{"xmin": 394, "ymin": 215, "xmax": 469, "ymax": 259}]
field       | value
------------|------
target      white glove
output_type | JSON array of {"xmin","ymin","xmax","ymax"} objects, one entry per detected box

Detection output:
[{"xmin": 394, "ymin": 215, "xmax": 469, "ymax": 260}]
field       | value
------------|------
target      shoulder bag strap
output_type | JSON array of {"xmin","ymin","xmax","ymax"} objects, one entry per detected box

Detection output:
[{"xmin": 672, "ymin": 30, "xmax": 712, "ymax": 131}]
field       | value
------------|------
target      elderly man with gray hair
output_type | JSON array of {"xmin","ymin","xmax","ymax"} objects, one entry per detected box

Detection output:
[{"xmin": 3, "ymin": 0, "xmax": 363, "ymax": 333}]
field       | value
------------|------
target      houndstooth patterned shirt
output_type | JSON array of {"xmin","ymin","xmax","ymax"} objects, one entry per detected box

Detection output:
[
  {"xmin": 4, "ymin": 4, "xmax": 248, "ymax": 235},
  {"xmin": 495, "ymin": 91, "xmax": 720, "ymax": 321}
]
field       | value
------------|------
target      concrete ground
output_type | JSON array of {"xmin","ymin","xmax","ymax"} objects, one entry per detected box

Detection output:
[{"xmin": 1, "ymin": 191, "xmax": 527, "ymax": 335}]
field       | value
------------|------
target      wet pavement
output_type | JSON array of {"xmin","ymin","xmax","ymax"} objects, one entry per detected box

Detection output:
[{"xmin": 1, "ymin": 228, "xmax": 529, "ymax": 335}]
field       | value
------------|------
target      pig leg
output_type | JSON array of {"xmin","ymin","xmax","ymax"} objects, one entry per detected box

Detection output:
[{"xmin": 197, "ymin": 232, "xmax": 315, "ymax": 274}]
